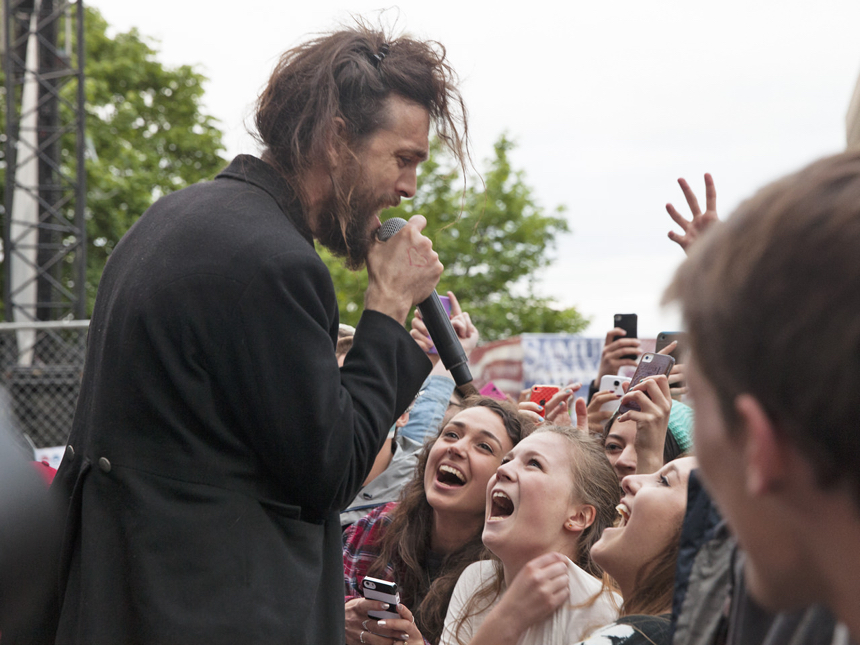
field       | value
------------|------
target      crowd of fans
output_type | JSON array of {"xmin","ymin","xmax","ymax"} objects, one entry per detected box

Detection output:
[
  {"xmin": 329, "ymin": 175, "xmax": 701, "ymax": 645},
  {"xmin": 330, "ymin": 159, "xmax": 860, "ymax": 645}
]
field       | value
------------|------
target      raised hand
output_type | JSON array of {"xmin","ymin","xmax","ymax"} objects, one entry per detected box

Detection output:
[
  {"xmin": 593, "ymin": 328, "xmax": 641, "ymax": 389},
  {"xmin": 666, "ymin": 173, "xmax": 719, "ymax": 254}
]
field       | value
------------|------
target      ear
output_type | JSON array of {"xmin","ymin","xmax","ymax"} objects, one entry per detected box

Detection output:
[
  {"xmin": 735, "ymin": 394, "xmax": 790, "ymax": 497},
  {"xmin": 564, "ymin": 504, "xmax": 597, "ymax": 534},
  {"xmin": 395, "ymin": 410, "xmax": 410, "ymax": 428},
  {"xmin": 326, "ymin": 117, "xmax": 348, "ymax": 169}
]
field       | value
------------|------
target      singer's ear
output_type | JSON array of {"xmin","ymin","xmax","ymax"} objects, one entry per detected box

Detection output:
[{"xmin": 326, "ymin": 118, "xmax": 348, "ymax": 170}]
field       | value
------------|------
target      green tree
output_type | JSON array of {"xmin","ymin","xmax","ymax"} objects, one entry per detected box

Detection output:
[
  {"xmin": 321, "ymin": 135, "xmax": 588, "ymax": 341},
  {"xmin": 81, "ymin": 8, "xmax": 225, "ymax": 310},
  {"xmin": 1, "ymin": 6, "xmax": 225, "ymax": 314}
]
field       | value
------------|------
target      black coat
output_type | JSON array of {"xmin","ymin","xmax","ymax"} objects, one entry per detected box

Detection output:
[{"xmin": 47, "ymin": 156, "xmax": 430, "ymax": 644}]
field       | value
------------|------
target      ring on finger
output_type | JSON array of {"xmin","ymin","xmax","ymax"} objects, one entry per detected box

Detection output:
[
  {"xmin": 360, "ymin": 630, "xmax": 367, "ymax": 644},
  {"xmin": 362, "ymin": 620, "xmax": 370, "ymax": 631}
]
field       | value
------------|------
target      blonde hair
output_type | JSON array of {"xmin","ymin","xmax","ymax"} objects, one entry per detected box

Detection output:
[{"xmin": 452, "ymin": 426, "xmax": 620, "ymax": 644}]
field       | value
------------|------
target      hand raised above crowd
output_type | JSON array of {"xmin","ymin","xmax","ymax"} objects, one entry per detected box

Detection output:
[
  {"xmin": 410, "ymin": 290, "xmax": 478, "ymax": 369},
  {"xmin": 666, "ymin": 173, "xmax": 719, "ymax": 253},
  {"xmin": 616, "ymin": 374, "xmax": 673, "ymax": 476},
  {"xmin": 593, "ymin": 328, "xmax": 641, "ymax": 389},
  {"xmin": 518, "ymin": 385, "xmax": 587, "ymax": 431}
]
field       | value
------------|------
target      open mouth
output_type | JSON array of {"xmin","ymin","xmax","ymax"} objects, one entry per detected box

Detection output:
[
  {"xmin": 489, "ymin": 490, "xmax": 515, "ymax": 520},
  {"xmin": 615, "ymin": 502, "xmax": 630, "ymax": 528},
  {"xmin": 437, "ymin": 464, "xmax": 466, "ymax": 487}
]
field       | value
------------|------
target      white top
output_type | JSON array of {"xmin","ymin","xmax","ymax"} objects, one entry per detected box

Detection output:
[{"xmin": 440, "ymin": 558, "xmax": 621, "ymax": 645}]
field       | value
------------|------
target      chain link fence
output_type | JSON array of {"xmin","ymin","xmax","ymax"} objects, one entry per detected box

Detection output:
[{"xmin": 0, "ymin": 320, "xmax": 88, "ymax": 451}]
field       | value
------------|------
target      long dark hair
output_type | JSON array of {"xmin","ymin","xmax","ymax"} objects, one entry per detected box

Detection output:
[
  {"xmin": 366, "ymin": 396, "xmax": 527, "ymax": 644},
  {"xmin": 255, "ymin": 22, "xmax": 469, "ymax": 262}
]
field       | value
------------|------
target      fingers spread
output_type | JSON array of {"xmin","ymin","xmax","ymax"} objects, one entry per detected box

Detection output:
[{"xmin": 678, "ymin": 177, "xmax": 701, "ymax": 215}]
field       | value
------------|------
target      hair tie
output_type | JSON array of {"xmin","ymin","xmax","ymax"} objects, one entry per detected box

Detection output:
[{"xmin": 370, "ymin": 43, "xmax": 390, "ymax": 68}]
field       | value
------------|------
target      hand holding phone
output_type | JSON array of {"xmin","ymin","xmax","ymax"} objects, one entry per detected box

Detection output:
[
  {"xmin": 598, "ymin": 375, "xmax": 632, "ymax": 414},
  {"xmin": 613, "ymin": 314, "xmax": 638, "ymax": 361},
  {"xmin": 529, "ymin": 385, "xmax": 560, "ymax": 418},
  {"xmin": 362, "ymin": 576, "xmax": 400, "ymax": 620},
  {"xmin": 617, "ymin": 353, "xmax": 675, "ymax": 416}
]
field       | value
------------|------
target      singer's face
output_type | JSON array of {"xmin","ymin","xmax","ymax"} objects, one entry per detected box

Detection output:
[{"xmin": 316, "ymin": 95, "xmax": 429, "ymax": 270}]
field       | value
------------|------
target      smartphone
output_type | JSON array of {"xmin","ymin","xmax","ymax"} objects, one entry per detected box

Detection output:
[
  {"xmin": 479, "ymin": 381, "xmax": 507, "ymax": 401},
  {"xmin": 427, "ymin": 294, "xmax": 453, "ymax": 355},
  {"xmin": 617, "ymin": 353, "xmax": 675, "ymax": 415},
  {"xmin": 598, "ymin": 375, "xmax": 631, "ymax": 414},
  {"xmin": 655, "ymin": 332, "xmax": 687, "ymax": 388},
  {"xmin": 362, "ymin": 576, "xmax": 400, "ymax": 620},
  {"xmin": 613, "ymin": 313, "xmax": 638, "ymax": 360},
  {"xmin": 529, "ymin": 385, "xmax": 560, "ymax": 418},
  {"xmin": 655, "ymin": 331, "xmax": 687, "ymax": 359}
]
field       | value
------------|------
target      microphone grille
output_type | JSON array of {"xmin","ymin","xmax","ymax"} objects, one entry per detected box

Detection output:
[{"xmin": 376, "ymin": 217, "xmax": 408, "ymax": 242}]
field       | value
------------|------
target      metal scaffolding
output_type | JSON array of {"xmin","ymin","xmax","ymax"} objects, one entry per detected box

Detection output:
[{"xmin": 3, "ymin": 0, "xmax": 86, "ymax": 331}]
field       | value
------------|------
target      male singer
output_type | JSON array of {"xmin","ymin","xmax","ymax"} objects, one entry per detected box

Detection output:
[{"xmin": 45, "ymin": 26, "xmax": 469, "ymax": 645}]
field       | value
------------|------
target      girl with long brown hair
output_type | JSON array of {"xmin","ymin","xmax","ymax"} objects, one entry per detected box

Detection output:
[
  {"xmin": 343, "ymin": 396, "xmax": 529, "ymax": 645},
  {"xmin": 571, "ymin": 456, "xmax": 698, "ymax": 644},
  {"xmin": 439, "ymin": 425, "xmax": 622, "ymax": 645}
]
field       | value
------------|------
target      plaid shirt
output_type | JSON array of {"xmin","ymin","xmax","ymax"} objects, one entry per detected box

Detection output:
[
  {"xmin": 342, "ymin": 502, "xmax": 436, "ymax": 645},
  {"xmin": 343, "ymin": 501, "xmax": 398, "ymax": 600}
]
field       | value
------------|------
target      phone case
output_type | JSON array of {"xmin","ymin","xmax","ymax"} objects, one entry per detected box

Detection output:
[
  {"xmin": 529, "ymin": 385, "xmax": 560, "ymax": 418},
  {"xmin": 655, "ymin": 331, "xmax": 687, "ymax": 358},
  {"xmin": 479, "ymin": 381, "xmax": 508, "ymax": 401},
  {"xmin": 598, "ymin": 375, "xmax": 631, "ymax": 413},
  {"xmin": 362, "ymin": 577, "xmax": 400, "ymax": 620},
  {"xmin": 613, "ymin": 313, "xmax": 638, "ymax": 339},
  {"xmin": 617, "ymin": 353, "xmax": 675, "ymax": 414},
  {"xmin": 613, "ymin": 313, "xmax": 638, "ymax": 360}
]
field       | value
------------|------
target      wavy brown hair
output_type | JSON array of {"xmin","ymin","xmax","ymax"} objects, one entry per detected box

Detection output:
[
  {"xmin": 451, "ymin": 426, "xmax": 621, "ymax": 645},
  {"xmin": 366, "ymin": 396, "xmax": 528, "ymax": 644},
  {"xmin": 255, "ymin": 21, "xmax": 469, "ymax": 263},
  {"xmin": 619, "ymin": 517, "xmax": 682, "ymax": 617}
]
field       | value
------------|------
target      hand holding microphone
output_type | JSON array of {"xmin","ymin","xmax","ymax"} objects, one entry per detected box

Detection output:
[
  {"xmin": 375, "ymin": 217, "xmax": 474, "ymax": 388},
  {"xmin": 364, "ymin": 215, "xmax": 442, "ymax": 326}
]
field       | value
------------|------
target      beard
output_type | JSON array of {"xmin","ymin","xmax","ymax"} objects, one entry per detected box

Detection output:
[{"xmin": 315, "ymin": 162, "xmax": 398, "ymax": 271}]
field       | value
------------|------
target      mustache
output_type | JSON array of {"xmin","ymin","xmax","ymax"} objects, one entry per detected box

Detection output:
[{"xmin": 379, "ymin": 194, "xmax": 401, "ymax": 209}]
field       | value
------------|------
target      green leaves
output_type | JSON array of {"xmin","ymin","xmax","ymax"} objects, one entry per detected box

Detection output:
[
  {"xmin": 324, "ymin": 135, "xmax": 588, "ymax": 341},
  {"xmin": 78, "ymin": 8, "xmax": 225, "ymax": 311}
]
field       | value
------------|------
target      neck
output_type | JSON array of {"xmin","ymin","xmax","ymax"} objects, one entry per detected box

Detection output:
[
  {"xmin": 260, "ymin": 152, "xmax": 325, "ymax": 235},
  {"xmin": 430, "ymin": 509, "xmax": 482, "ymax": 555},
  {"xmin": 806, "ymin": 504, "xmax": 860, "ymax": 641},
  {"xmin": 499, "ymin": 536, "xmax": 578, "ymax": 588}
]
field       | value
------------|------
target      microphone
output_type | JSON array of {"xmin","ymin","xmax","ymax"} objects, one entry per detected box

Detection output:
[{"xmin": 377, "ymin": 218, "xmax": 473, "ymax": 388}]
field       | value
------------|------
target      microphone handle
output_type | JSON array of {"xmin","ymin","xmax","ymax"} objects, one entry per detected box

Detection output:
[{"xmin": 417, "ymin": 291, "xmax": 473, "ymax": 387}]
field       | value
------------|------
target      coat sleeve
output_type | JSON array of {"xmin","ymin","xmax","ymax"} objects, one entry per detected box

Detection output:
[{"xmin": 226, "ymin": 248, "xmax": 430, "ymax": 516}]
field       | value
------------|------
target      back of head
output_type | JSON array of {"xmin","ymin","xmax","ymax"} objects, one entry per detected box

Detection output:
[
  {"xmin": 255, "ymin": 22, "xmax": 467, "ymax": 195},
  {"xmin": 532, "ymin": 425, "xmax": 620, "ymax": 577},
  {"xmin": 666, "ymin": 149, "xmax": 860, "ymax": 508}
]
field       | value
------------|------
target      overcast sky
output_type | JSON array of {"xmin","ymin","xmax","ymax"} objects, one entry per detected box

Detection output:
[{"xmin": 90, "ymin": 0, "xmax": 860, "ymax": 338}]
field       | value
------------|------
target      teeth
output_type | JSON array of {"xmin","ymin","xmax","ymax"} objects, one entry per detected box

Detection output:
[
  {"xmin": 616, "ymin": 503, "xmax": 631, "ymax": 528},
  {"xmin": 440, "ymin": 465, "xmax": 465, "ymax": 483},
  {"xmin": 488, "ymin": 490, "xmax": 515, "ymax": 521}
]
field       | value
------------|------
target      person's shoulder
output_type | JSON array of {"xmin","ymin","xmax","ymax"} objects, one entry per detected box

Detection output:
[
  {"xmin": 355, "ymin": 501, "xmax": 399, "ymax": 532},
  {"xmin": 458, "ymin": 559, "xmax": 496, "ymax": 587}
]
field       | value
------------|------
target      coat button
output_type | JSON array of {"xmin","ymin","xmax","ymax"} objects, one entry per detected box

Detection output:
[
  {"xmin": 66, "ymin": 445, "xmax": 75, "ymax": 457},
  {"xmin": 98, "ymin": 457, "xmax": 112, "ymax": 473}
]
